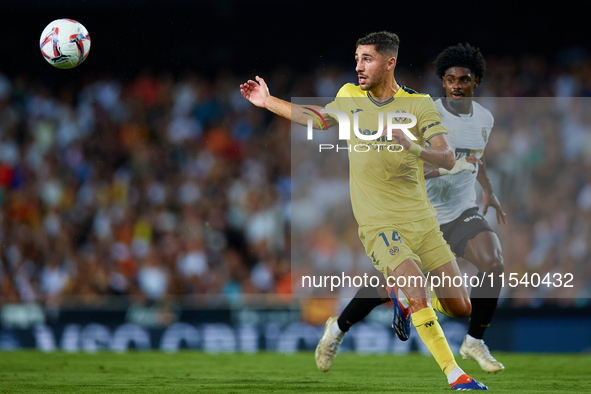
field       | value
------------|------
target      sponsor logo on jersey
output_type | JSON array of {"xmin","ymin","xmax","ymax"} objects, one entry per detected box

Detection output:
[
  {"xmin": 455, "ymin": 148, "xmax": 471, "ymax": 159},
  {"xmin": 463, "ymin": 215, "xmax": 483, "ymax": 222},
  {"xmin": 482, "ymin": 127, "xmax": 488, "ymax": 142}
]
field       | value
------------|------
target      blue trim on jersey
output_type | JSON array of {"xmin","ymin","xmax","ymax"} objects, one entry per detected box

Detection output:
[
  {"xmin": 424, "ymin": 130, "xmax": 447, "ymax": 140},
  {"xmin": 400, "ymin": 85, "xmax": 420, "ymax": 95},
  {"xmin": 366, "ymin": 92, "xmax": 395, "ymax": 107},
  {"xmin": 421, "ymin": 121, "xmax": 442, "ymax": 134}
]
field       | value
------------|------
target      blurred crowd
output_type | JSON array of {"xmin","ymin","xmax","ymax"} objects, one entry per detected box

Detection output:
[
  {"xmin": 0, "ymin": 47, "xmax": 591, "ymax": 307},
  {"xmin": 0, "ymin": 70, "xmax": 293, "ymax": 307}
]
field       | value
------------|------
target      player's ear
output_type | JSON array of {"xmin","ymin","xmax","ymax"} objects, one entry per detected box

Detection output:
[
  {"xmin": 388, "ymin": 57, "xmax": 396, "ymax": 71},
  {"xmin": 474, "ymin": 77, "xmax": 480, "ymax": 89}
]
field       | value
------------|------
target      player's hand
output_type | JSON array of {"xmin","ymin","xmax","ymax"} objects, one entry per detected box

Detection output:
[
  {"xmin": 439, "ymin": 157, "xmax": 477, "ymax": 175},
  {"xmin": 240, "ymin": 76, "xmax": 269, "ymax": 108},
  {"xmin": 482, "ymin": 190, "xmax": 507, "ymax": 224},
  {"xmin": 465, "ymin": 156, "xmax": 483, "ymax": 169},
  {"xmin": 378, "ymin": 128, "xmax": 412, "ymax": 150}
]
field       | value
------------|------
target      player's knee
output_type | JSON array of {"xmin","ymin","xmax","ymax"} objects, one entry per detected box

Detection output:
[
  {"xmin": 448, "ymin": 299, "xmax": 471, "ymax": 319},
  {"xmin": 459, "ymin": 300, "xmax": 472, "ymax": 318},
  {"xmin": 484, "ymin": 255, "xmax": 504, "ymax": 276}
]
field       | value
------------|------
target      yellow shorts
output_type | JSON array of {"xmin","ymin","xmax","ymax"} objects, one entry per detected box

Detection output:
[{"xmin": 358, "ymin": 216, "xmax": 455, "ymax": 278}]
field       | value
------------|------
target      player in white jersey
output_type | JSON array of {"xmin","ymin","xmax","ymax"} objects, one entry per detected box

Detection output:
[
  {"xmin": 425, "ymin": 46, "xmax": 505, "ymax": 373},
  {"xmin": 317, "ymin": 43, "xmax": 507, "ymax": 375},
  {"xmin": 426, "ymin": 98, "xmax": 494, "ymax": 225}
]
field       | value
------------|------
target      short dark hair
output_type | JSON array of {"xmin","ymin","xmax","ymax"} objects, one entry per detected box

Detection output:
[
  {"xmin": 434, "ymin": 43, "xmax": 486, "ymax": 81},
  {"xmin": 356, "ymin": 31, "xmax": 400, "ymax": 58}
]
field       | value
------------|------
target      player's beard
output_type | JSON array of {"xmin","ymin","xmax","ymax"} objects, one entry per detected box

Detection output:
[
  {"xmin": 359, "ymin": 79, "xmax": 376, "ymax": 91},
  {"xmin": 360, "ymin": 68, "xmax": 393, "ymax": 96},
  {"xmin": 359, "ymin": 73, "xmax": 383, "ymax": 92}
]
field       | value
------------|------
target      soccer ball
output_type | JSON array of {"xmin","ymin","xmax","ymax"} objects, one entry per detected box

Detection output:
[{"xmin": 39, "ymin": 19, "xmax": 91, "ymax": 69}]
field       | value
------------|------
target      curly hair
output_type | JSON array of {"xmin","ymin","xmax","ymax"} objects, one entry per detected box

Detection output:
[
  {"xmin": 434, "ymin": 43, "xmax": 486, "ymax": 81},
  {"xmin": 356, "ymin": 31, "xmax": 400, "ymax": 57}
]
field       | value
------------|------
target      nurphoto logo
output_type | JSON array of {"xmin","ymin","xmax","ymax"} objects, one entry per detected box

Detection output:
[{"xmin": 303, "ymin": 108, "xmax": 418, "ymax": 153}]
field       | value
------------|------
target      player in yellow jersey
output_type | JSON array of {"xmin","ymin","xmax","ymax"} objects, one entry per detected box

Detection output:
[
  {"xmin": 240, "ymin": 31, "xmax": 488, "ymax": 391},
  {"xmin": 328, "ymin": 43, "xmax": 505, "ymax": 376}
]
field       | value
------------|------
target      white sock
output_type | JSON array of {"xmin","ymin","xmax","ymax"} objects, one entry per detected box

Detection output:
[
  {"xmin": 465, "ymin": 334, "xmax": 484, "ymax": 347},
  {"xmin": 330, "ymin": 320, "xmax": 345, "ymax": 339},
  {"xmin": 398, "ymin": 288, "xmax": 410, "ymax": 309},
  {"xmin": 446, "ymin": 366, "xmax": 465, "ymax": 384}
]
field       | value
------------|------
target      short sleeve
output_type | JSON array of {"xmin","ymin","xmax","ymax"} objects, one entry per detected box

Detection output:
[
  {"xmin": 324, "ymin": 85, "xmax": 348, "ymax": 122},
  {"xmin": 417, "ymin": 97, "xmax": 448, "ymax": 141}
]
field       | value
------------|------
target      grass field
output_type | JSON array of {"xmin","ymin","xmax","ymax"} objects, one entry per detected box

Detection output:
[{"xmin": 0, "ymin": 351, "xmax": 590, "ymax": 393}]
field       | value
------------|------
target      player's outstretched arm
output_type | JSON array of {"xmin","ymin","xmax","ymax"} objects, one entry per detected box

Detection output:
[
  {"xmin": 239, "ymin": 76, "xmax": 338, "ymax": 129},
  {"xmin": 477, "ymin": 155, "xmax": 507, "ymax": 224}
]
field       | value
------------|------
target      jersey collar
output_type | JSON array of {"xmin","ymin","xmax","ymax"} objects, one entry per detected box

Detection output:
[{"xmin": 366, "ymin": 91, "xmax": 395, "ymax": 107}]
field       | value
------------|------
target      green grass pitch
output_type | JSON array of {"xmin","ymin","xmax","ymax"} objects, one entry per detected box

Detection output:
[{"xmin": 0, "ymin": 351, "xmax": 589, "ymax": 393}]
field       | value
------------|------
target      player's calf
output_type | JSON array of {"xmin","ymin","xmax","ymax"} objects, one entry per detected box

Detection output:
[{"xmin": 478, "ymin": 256, "xmax": 504, "ymax": 279}]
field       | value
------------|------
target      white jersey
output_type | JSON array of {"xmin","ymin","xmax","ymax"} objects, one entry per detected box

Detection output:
[{"xmin": 426, "ymin": 99, "xmax": 494, "ymax": 225}]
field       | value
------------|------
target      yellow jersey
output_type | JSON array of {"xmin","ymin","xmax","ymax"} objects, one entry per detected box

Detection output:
[{"xmin": 325, "ymin": 83, "xmax": 448, "ymax": 227}]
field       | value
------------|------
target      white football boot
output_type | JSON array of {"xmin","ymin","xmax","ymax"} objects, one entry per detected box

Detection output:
[
  {"xmin": 315, "ymin": 316, "xmax": 343, "ymax": 372},
  {"xmin": 460, "ymin": 336, "xmax": 505, "ymax": 374}
]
